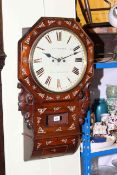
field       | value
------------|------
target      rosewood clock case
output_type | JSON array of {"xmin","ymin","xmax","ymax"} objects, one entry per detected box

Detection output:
[{"xmin": 18, "ymin": 17, "xmax": 94, "ymax": 159}]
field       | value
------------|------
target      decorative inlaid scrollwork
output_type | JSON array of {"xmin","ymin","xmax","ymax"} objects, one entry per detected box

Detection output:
[
  {"xmin": 56, "ymin": 127, "xmax": 62, "ymax": 132},
  {"xmin": 51, "ymin": 148, "xmax": 56, "ymax": 152},
  {"xmin": 32, "ymin": 30, "xmax": 38, "ymax": 36},
  {"xmin": 61, "ymin": 139, "xmax": 67, "ymax": 144},
  {"xmin": 24, "ymin": 112, "xmax": 33, "ymax": 129},
  {"xmin": 53, "ymin": 107, "xmax": 61, "ymax": 112},
  {"xmin": 86, "ymin": 37, "xmax": 91, "ymax": 46},
  {"xmin": 32, "ymin": 85, "xmax": 37, "ymax": 90},
  {"xmin": 64, "ymin": 95, "xmax": 70, "ymax": 100},
  {"xmin": 71, "ymin": 139, "xmax": 76, "ymax": 145},
  {"xmin": 73, "ymin": 24, "xmax": 79, "ymax": 30},
  {"xmin": 38, "ymin": 108, "xmax": 47, "ymax": 115},
  {"xmin": 67, "ymin": 106, "xmax": 76, "ymax": 112},
  {"xmin": 38, "ymin": 127, "xmax": 46, "ymax": 134},
  {"xmin": 46, "ymin": 141, "xmax": 53, "ymax": 145},
  {"xmin": 46, "ymin": 96, "xmax": 53, "ymax": 100},
  {"xmin": 37, "ymin": 117, "xmax": 42, "ymax": 124},
  {"xmin": 56, "ymin": 95, "xmax": 60, "ymax": 100},
  {"xmin": 72, "ymin": 114, "xmax": 77, "ymax": 121},
  {"xmin": 38, "ymin": 93, "xmax": 45, "ymax": 99},
  {"xmin": 68, "ymin": 123, "xmax": 76, "ymax": 130},
  {"xmin": 22, "ymin": 45, "xmax": 28, "ymax": 52},
  {"xmin": 47, "ymin": 20, "xmax": 56, "ymax": 25},
  {"xmin": 72, "ymin": 90, "xmax": 79, "ymax": 97},
  {"xmin": 37, "ymin": 22, "xmax": 45, "ymax": 28},
  {"xmin": 65, "ymin": 21, "xmax": 72, "ymax": 26},
  {"xmin": 37, "ymin": 143, "xmax": 42, "ymax": 149},
  {"xmin": 89, "ymin": 46, "xmax": 93, "ymax": 54},
  {"xmin": 22, "ymin": 68, "xmax": 27, "ymax": 76},
  {"xmin": 25, "ymin": 36, "xmax": 31, "ymax": 45},
  {"xmin": 22, "ymin": 57, "xmax": 29, "ymax": 64},
  {"xmin": 25, "ymin": 77, "xmax": 30, "ymax": 85},
  {"xmin": 80, "ymin": 33, "xmax": 84, "ymax": 38},
  {"xmin": 57, "ymin": 21, "xmax": 62, "ymax": 25}
]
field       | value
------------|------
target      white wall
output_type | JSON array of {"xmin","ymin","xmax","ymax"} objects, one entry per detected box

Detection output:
[{"xmin": 2, "ymin": 1, "xmax": 81, "ymax": 175}]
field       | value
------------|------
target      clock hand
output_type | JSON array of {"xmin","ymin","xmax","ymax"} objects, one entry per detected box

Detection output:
[
  {"xmin": 43, "ymin": 53, "xmax": 51, "ymax": 57},
  {"xmin": 60, "ymin": 51, "xmax": 81, "ymax": 61},
  {"xmin": 43, "ymin": 53, "xmax": 59, "ymax": 61}
]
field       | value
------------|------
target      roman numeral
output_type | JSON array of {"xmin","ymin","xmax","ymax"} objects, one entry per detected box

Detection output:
[
  {"xmin": 67, "ymin": 77, "xmax": 72, "ymax": 84},
  {"xmin": 34, "ymin": 58, "xmax": 42, "ymax": 63},
  {"xmin": 36, "ymin": 68, "xmax": 44, "ymax": 77},
  {"xmin": 73, "ymin": 46, "xmax": 80, "ymax": 51},
  {"xmin": 45, "ymin": 76, "xmax": 52, "ymax": 86},
  {"xmin": 67, "ymin": 36, "xmax": 71, "ymax": 44},
  {"xmin": 72, "ymin": 67, "xmax": 79, "ymax": 75},
  {"xmin": 75, "ymin": 58, "xmax": 82, "ymax": 62},
  {"xmin": 56, "ymin": 31, "xmax": 62, "ymax": 41},
  {"xmin": 45, "ymin": 35, "xmax": 52, "ymax": 43},
  {"xmin": 57, "ymin": 79, "xmax": 61, "ymax": 89}
]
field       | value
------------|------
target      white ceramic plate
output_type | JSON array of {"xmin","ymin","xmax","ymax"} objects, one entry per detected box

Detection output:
[
  {"xmin": 81, "ymin": 136, "xmax": 116, "ymax": 152},
  {"xmin": 91, "ymin": 136, "xmax": 116, "ymax": 151}
]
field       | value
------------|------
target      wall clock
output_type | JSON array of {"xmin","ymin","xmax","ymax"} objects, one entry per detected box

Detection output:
[{"xmin": 18, "ymin": 17, "xmax": 94, "ymax": 159}]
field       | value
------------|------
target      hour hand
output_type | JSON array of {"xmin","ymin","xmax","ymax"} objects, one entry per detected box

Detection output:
[
  {"xmin": 43, "ymin": 53, "xmax": 51, "ymax": 57},
  {"xmin": 43, "ymin": 53, "xmax": 58, "ymax": 61}
]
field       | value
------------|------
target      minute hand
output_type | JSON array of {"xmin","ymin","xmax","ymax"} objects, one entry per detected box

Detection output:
[{"xmin": 60, "ymin": 51, "xmax": 81, "ymax": 60}]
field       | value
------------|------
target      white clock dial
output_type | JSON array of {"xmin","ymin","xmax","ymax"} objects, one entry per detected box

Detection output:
[{"xmin": 30, "ymin": 28, "xmax": 87, "ymax": 93}]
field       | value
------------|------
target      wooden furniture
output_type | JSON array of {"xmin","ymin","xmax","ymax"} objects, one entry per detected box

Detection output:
[{"xmin": 0, "ymin": 0, "xmax": 6, "ymax": 174}]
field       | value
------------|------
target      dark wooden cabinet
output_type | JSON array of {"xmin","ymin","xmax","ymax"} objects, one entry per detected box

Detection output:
[{"xmin": 0, "ymin": 0, "xmax": 6, "ymax": 174}]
